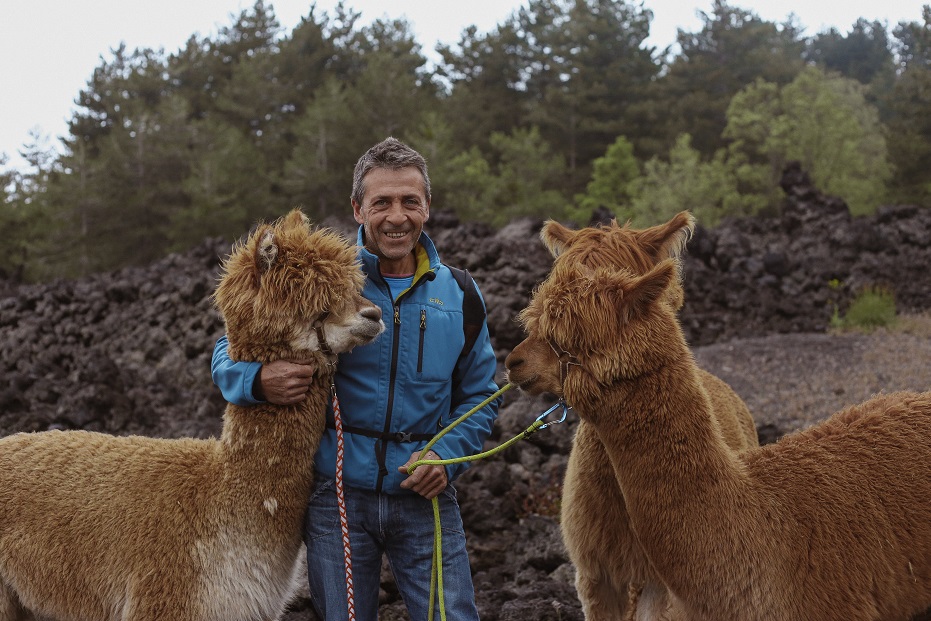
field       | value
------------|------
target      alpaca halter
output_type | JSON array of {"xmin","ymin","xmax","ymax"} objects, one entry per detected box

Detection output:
[
  {"xmin": 548, "ymin": 338, "xmax": 581, "ymax": 387},
  {"xmin": 313, "ymin": 311, "xmax": 336, "ymax": 362}
]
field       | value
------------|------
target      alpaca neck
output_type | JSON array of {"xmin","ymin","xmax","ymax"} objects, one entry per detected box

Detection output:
[
  {"xmin": 218, "ymin": 374, "xmax": 330, "ymax": 492},
  {"xmin": 581, "ymin": 354, "xmax": 758, "ymax": 602}
]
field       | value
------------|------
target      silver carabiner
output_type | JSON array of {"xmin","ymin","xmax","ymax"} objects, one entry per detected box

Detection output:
[{"xmin": 535, "ymin": 400, "xmax": 572, "ymax": 429}]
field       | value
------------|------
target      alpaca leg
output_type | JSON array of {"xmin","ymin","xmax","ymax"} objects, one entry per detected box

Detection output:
[
  {"xmin": 575, "ymin": 568, "xmax": 634, "ymax": 621},
  {"xmin": 635, "ymin": 582, "xmax": 681, "ymax": 621},
  {"xmin": 0, "ymin": 584, "xmax": 32, "ymax": 621}
]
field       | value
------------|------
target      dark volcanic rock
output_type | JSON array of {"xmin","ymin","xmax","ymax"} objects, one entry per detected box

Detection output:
[{"xmin": 676, "ymin": 165, "xmax": 931, "ymax": 345}]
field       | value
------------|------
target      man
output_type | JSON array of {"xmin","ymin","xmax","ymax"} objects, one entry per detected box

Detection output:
[{"xmin": 211, "ymin": 137, "xmax": 500, "ymax": 621}]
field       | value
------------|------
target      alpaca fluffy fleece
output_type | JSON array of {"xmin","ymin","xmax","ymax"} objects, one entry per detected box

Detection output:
[
  {"xmin": 507, "ymin": 217, "xmax": 931, "ymax": 621},
  {"xmin": 0, "ymin": 209, "xmax": 384, "ymax": 621},
  {"xmin": 538, "ymin": 214, "xmax": 757, "ymax": 620}
]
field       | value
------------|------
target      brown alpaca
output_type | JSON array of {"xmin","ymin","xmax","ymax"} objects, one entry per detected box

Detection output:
[
  {"xmin": 505, "ymin": 236, "xmax": 931, "ymax": 620},
  {"xmin": 536, "ymin": 215, "xmax": 757, "ymax": 620},
  {"xmin": 0, "ymin": 210, "xmax": 384, "ymax": 621}
]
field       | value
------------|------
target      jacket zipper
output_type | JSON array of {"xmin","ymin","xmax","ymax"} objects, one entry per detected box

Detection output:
[
  {"xmin": 374, "ymin": 272, "xmax": 433, "ymax": 493},
  {"xmin": 417, "ymin": 309, "xmax": 426, "ymax": 373},
  {"xmin": 376, "ymin": 301, "xmax": 402, "ymax": 492}
]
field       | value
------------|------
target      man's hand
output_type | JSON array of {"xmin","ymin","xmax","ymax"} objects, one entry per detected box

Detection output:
[
  {"xmin": 399, "ymin": 450, "xmax": 447, "ymax": 499},
  {"xmin": 257, "ymin": 360, "xmax": 316, "ymax": 405}
]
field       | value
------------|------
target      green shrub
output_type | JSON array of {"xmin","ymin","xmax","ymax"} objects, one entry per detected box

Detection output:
[{"xmin": 837, "ymin": 286, "xmax": 897, "ymax": 332}]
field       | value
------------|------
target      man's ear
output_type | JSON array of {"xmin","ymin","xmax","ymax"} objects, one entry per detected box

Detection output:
[{"xmin": 352, "ymin": 200, "xmax": 365, "ymax": 225}]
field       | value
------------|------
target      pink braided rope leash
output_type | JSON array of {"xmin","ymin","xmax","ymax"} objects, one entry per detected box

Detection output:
[{"xmin": 332, "ymin": 390, "xmax": 356, "ymax": 621}]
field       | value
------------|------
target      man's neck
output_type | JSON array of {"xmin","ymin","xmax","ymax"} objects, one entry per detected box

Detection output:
[{"xmin": 378, "ymin": 251, "xmax": 416, "ymax": 277}]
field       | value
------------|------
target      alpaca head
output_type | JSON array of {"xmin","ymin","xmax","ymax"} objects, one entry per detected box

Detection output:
[
  {"xmin": 540, "ymin": 211, "xmax": 694, "ymax": 310},
  {"xmin": 214, "ymin": 209, "xmax": 384, "ymax": 365},
  {"xmin": 506, "ymin": 219, "xmax": 689, "ymax": 419}
]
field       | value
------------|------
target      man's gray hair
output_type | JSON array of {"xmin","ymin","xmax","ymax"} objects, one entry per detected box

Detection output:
[{"xmin": 351, "ymin": 137, "xmax": 431, "ymax": 206}]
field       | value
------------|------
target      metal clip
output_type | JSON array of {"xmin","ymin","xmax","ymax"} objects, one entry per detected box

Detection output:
[{"xmin": 535, "ymin": 400, "xmax": 571, "ymax": 429}]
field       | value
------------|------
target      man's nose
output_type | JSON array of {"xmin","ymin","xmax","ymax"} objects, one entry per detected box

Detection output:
[{"xmin": 384, "ymin": 200, "xmax": 406, "ymax": 220}]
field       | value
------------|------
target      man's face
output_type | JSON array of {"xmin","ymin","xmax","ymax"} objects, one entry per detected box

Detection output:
[{"xmin": 353, "ymin": 166, "xmax": 430, "ymax": 270}]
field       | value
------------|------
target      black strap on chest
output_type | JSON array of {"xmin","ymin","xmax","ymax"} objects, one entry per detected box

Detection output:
[
  {"xmin": 325, "ymin": 420, "xmax": 434, "ymax": 443},
  {"xmin": 445, "ymin": 264, "xmax": 486, "ymax": 359}
]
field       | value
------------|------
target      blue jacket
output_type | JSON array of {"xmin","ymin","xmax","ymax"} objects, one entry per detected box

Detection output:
[{"xmin": 211, "ymin": 228, "xmax": 501, "ymax": 493}]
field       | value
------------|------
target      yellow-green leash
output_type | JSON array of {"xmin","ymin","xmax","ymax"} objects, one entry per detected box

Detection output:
[{"xmin": 406, "ymin": 382, "xmax": 572, "ymax": 621}]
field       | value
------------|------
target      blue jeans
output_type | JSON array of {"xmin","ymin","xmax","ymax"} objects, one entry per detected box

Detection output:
[{"xmin": 304, "ymin": 478, "xmax": 480, "ymax": 621}]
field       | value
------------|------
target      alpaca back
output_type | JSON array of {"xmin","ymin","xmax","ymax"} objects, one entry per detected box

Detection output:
[
  {"xmin": 0, "ymin": 431, "xmax": 213, "ymax": 617},
  {"xmin": 744, "ymin": 391, "xmax": 931, "ymax": 621},
  {"xmin": 698, "ymin": 368, "xmax": 757, "ymax": 453}
]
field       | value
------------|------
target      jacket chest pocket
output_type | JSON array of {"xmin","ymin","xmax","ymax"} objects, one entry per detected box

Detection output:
[
  {"xmin": 417, "ymin": 308, "xmax": 427, "ymax": 373},
  {"xmin": 414, "ymin": 305, "xmax": 462, "ymax": 382}
]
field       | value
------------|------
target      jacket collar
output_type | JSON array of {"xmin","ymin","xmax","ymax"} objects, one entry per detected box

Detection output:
[{"xmin": 355, "ymin": 226, "xmax": 441, "ymax": 278}]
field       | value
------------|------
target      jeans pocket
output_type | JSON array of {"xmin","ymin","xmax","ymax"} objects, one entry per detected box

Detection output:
[
  {"xmin": 438, "ymin": 485, "xmax": 465, "ymax": 536},
  {"xmin": 304, "ymin": 478, "xmax": 340, "ymax": 542},
  {"xmin": 440, "ymin": 484, "xmax": 459, "ymax": 506}
]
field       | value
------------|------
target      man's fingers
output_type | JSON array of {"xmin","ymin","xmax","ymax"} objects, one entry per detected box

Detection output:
[
  {"xmin": 260, "ymin": 360, "xmax": 317, "ymax": 405},
  {"xmin": 416, "ymin": 470, "xmax": 445, "ymax": 499},
  {"xmin": 284, "ymin": 362, "xmax": 316, "ymax": 379},
  {"xmin": 398, "ymin": 450, "xmax": 447, "ymax": 499}
]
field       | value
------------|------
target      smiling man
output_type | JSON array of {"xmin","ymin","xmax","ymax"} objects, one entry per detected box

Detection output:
[
  {"xmin": 352, "ymin": 165, "xmax": 429, "ymax": 273},
  {"xmin": 210, "ymin": 137, "xmax": 500, "ymax": 621}
]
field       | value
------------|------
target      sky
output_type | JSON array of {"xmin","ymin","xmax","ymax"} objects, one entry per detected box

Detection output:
[{"xmin": 1, "ymin": 0, "xmax": 926, "ymax": 172}]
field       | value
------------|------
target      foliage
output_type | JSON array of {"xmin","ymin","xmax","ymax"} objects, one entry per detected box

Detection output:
[
  {"xmin": 3, "ymin": 0, "xmax": 930, "ymax": 282},
  {"xmin": 807, "ymin": 20, "xmax": 894, "ymax": 85},
  {"xmin": 724, "ymin": 66, "xmax": 892, "ymax": 215},
  {"xmin": 624, "ymin": 134, "xmax": 761, "ymax": 228},
  {"xmin": 574, "ymin": 135, "xmax": 640, "ymax": 216},
  {"xmin": 885, "ymin": 8, "xmax": 931, "ymax": 205},
  {"xmin": 833, "ymin": 286, "xmax": 898, "ymax": 332},
  {"xmin": 439, "ymin": 127, "xmax": 571, "ymax": 227},
  {"xmin": 513, "ymin": 0, "xmax": 658, "ymax": 190},
  {"xmin": 650, "ymin": 0, "xmax": 806, "ymax": 158},
  {"xmin": 1, "ymin": 157, "xmax": 26, "ymax": 279},
  {"xmin": 175, "ymin": 116, "xmax": 269, "ymax": 250},
  {"xmin": 438, "ymin": 0, "xmax": 658, "ymax": 195},
  {"xmin": 892, "ymin": 5, "xmax": 931, "ymax": 71}
]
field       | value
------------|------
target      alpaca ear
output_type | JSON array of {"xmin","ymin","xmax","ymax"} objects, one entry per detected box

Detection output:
[
  {"xmin": 540, "ymin": 220, "xmax": 578, "ymax": 258},
  {"xmin": 285, "ymin": 208, "xmax": 311, "ymax": 228},
  {"xmin": 256, "ymin": 226, "xmax": 278, "ymax": 274},
  {"xmin": 622, "ymin": 259, "xmax": 677, "ymax": 319},
  {"xmin": 638, "ymin": 211, "xmax": 695, "ymax": 261}
]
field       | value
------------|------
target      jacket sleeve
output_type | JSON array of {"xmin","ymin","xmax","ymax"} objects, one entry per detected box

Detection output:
[
  {"xmin": 211, "ymin": 334, "xmax": 264, "ymax": 406},
  {"xmin": 430, "ymin": 286, "xmax": 502, "ymax": 482}
]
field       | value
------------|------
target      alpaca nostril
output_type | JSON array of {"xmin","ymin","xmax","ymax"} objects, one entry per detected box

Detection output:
[
  {"xmin": 362, "ymin": 306, "xmax": 383, "ymax": 322},
  {"xmin": 505, "ymin": 355, "xmax": 523, "ymax": 371}
]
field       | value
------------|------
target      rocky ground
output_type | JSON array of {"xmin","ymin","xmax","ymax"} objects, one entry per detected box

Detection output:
[{"xmin": 2, "ymin": 165, "xmax": 931, "ymax": 619}]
